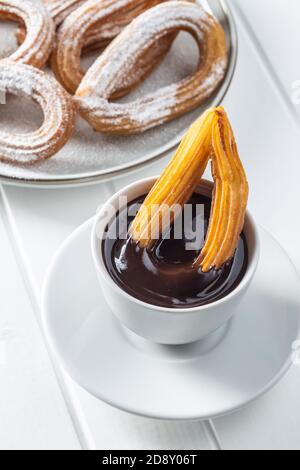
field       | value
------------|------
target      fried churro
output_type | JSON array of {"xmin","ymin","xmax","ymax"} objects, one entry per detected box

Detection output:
[
  {"xmin": 75, "ymin": 1, "xmax": 228, "ymax": 134},
  {"xmin": 130, "ymin": 107, "xmax": 248, "ymax": 272}
]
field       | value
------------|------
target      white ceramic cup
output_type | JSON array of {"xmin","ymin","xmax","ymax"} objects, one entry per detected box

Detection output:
[{"xmin": 92, "ymin": 177, "xmax": 260, "ymax": 345}]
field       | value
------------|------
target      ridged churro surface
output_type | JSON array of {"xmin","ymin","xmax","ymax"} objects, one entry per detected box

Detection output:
[
  {"xmin": 52, "ymin": 0, "xmax": 167, "ymax": 94},
  {"xmin": 75, "ymin": 2, "xmax": 228, "ymax": 134},
  {"xmin": 130, "ymin": 107, "xmax": 249, "ymax": 272},
  {"xmin": 0, "ymin": 62, "xmax": 76, "ymax": 165},
  {"xmin": 44, "ymin": 0, "xmax": 86, "ymax": 25},
  {"xmin": 0, "ymin": 0, "xmax": 55, "ymax": 68},
  {"xmin": 16, "ymin": 1, "xmax": 85, "ymax": 45}
]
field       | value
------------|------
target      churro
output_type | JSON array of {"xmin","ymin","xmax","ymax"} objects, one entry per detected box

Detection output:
[
  {"xmin": 130, "ymin": 107, "xmax": 249, "ymax": 272},
  {"xmin": 0, "ymin": 0, "xmax": 55, "ymax": 68},
  {"xmin": 51, "ymin": 0, "xmax": 168, "ymax": 94},
  {"xmin": 0, "ymin": 62, "xmax": 76, "ymax": 165},
  {"xmin": 75, "ymin": 1, "xmax": 228, "ymax": 134}
]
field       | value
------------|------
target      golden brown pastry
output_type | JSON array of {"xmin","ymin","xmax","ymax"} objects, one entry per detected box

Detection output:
[
  {"xmin": 43, "ymin": 0, "xmax": 86, "ymax": 25},
  {"xmin": 0, "ymin": 62, "xmax": 76, "ymax": 165},
  {"xmin": 130, "ymin": 107, "xmax": 249, "ymax": 272},
  {"xmin": 75, "ymin": 1, "xmax": 228, "ymax": 135},
  {"xmin": 196, "ymin": 110, "xmax": 249, "ymax": 272},
  {"xmin": 16, "ymin": 1, "xmax": 85, "ymax": 44},
  {"xmin": 0, "ymin": 0, "xmax": 55, "ymax": 68},
  {"xmin": 51, "ymin": 0, "xmax": 168, "ymax": 94}
]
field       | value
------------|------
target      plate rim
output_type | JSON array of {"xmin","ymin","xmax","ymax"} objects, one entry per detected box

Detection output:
[
  {"xmin": 41, "ymin": 219, "xmax": 300, "ymax": 421},
  {"xmin": 0, "ymin": 0, "xmax": 238, "ymax": 188}
]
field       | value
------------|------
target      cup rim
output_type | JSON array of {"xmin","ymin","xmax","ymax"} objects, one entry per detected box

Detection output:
[{"xmin": 92, "ymin": 176, "xmax": 260, "ymax": 314}]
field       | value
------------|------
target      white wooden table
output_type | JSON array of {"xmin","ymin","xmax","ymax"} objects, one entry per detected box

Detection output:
[{"xmin": 0, "ymin": 0, "xmax": 300, "ymax": 450}]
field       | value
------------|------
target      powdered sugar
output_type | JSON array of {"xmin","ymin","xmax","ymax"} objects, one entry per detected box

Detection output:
[
  {"xmin": 0, "ymin": 62, "xmax": 75, "ymax": 164},
  {"xmin": 79, "ymin": 2, "xmax": 209, "ymax": 96},
  {"xmin": 43, "ymin": 0, "xmax": 86, "ymax": 25},
  {"xmin": 53, "ymin": 0, "xmax": 165, "ymax": 93},
  {"xmin": 0, "ymin": 67, "xmax": 35, "ymax": 96},
  {"xmin": 76, "ymin": 1, "xmax": 228, "ymax": 133},
  {"xmin": 0, "ymin": 0, "xmax": 55, "ymax": 68},
  {"xmin": 0, "ymin": 0, "xmax": 231, "ymax": 180}
]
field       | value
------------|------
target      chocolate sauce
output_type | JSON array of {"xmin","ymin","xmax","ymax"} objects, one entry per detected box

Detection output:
[{"xmin": 102, "ymin": 194, "xmax": 248, "ymax": 309}]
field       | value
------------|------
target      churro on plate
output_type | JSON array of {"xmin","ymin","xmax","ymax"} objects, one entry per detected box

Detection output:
[
  {"xmin": 75, "ymin": 1, "xmax": 228, "ymax": 134},
  {"xmin": 52, "ymin": 0, "xmax": 169, "ymax": 94},
  {"xmin": 0, "ymin": 62, "xmax": 76, "ymax": 165},
  {"xmin": 0, "ymin": 0, "xmax": 55, "ymax": 68}
]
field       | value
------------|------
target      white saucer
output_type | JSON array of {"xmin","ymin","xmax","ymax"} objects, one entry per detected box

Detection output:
[{"xmin": 42, "ymin": 219, "xmax": 300, "ymax": 420}]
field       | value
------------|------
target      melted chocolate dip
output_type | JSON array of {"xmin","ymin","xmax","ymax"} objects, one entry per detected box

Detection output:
[{"xmin": 102, "ymin": 194, "xmax": 248, "ymax": 309}]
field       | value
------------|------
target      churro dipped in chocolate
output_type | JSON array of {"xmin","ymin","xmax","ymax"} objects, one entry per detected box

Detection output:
[{"xmin": 130, "ymin": 107, "xmax": 249, "ymax": 272}]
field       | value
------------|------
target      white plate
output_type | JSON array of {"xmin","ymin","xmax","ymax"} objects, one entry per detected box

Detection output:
[
  {"xmin": 0, "ymin": 0, "xmax": 237, "ymax": 187},
  {"xmin": 42, "ymin": 219, "xmax": 300, "ymax": 420}
]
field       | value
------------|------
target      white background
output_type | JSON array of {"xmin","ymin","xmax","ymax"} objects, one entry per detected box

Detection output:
[{"xmin": 0, "ymin": 0, "xmax": 300, "ymax": 450}]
